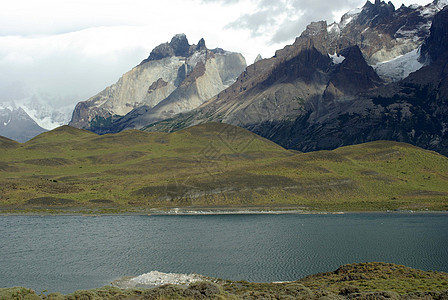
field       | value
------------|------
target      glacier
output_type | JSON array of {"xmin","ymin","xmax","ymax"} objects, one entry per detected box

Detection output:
[{"xmin": 372, "ymin": 48, "xmax": 424, "ymax": 82}]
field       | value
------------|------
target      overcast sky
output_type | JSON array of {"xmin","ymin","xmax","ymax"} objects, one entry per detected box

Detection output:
[{"xmin": 0, "ymin": 0, "xmax": 434, "ymax": 110}]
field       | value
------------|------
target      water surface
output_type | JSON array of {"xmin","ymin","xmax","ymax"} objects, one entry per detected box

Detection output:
[{"xmin": 1, "ymin": 213, "xmax": 447, "ymax": 294}]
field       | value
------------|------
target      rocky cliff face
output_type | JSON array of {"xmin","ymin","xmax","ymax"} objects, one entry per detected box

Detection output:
[
  {"xmin": 421, "ymin": 5, "xmax": 448, "ymax": 62},
  {"xmin": 145, "ymin": 1, "xmax": 448, "ymax": 156},
  {"xmin": 240, "ymin": 5, "xmax": 448, "ymax": 155},
  {"xmin": 69, "ymin": 34, "xmax": 246, "ymax": 133}
]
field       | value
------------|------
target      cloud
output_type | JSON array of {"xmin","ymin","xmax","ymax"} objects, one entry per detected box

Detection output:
[
  {"xmin": 226, "ymin": 9, "xmax": 280, "ymax": 37},
  {"xmin": 0, "ymin": 0, "xmax": 434, "ymax": 114},
  {"xmin": 0, "ymin": 27, "xmax": 153, "ymax": 106},
  {"xmin": 200, "ymin": 0, "xmax": 240, "ymax": 3},
  {"xmin": 221, "ymin": 0, "xmax": 433, "ymax": 45},
  {"xmin": 224, "ymin": 0, "xmax": 368, "ymax": 44}
]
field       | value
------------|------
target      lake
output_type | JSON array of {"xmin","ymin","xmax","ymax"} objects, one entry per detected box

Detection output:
[{"xmin": 1, "ymin": 213, "xmax": 447, "ymax": 294}]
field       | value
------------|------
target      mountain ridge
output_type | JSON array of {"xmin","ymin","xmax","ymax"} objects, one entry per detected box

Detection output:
[
  {"xmin": 68, "ymin": 34, "xmax": 246, "ymax": 134},
  {"xmin": 0, "ymin": 107, "xmax": 47, "ymax": 142},
  {"xmin": 143, "ymin": 1, "xmax": 448, "ymax": 156}
]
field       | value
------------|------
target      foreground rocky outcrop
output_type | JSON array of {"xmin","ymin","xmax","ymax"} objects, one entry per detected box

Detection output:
[
  {"xmin": 2, "ymin": 263, "xmax": 447, "ymax": 299},
  {"xmin": 69, "ymin": 34, "xmax": 246, "ymax": 133}
]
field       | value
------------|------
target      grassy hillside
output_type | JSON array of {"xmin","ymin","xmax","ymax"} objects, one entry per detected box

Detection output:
[
  {"xmin": 1, "ymin": 263, "xmax": 447, "ymax": 299},
  {"xmin": 1, "ymin": 123, "xmax": 448, "ymax": 212}
]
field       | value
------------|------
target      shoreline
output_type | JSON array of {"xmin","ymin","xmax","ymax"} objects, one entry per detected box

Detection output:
[
  {"xmin": 2, "ymin": 262, "xmax": 448, "ymax": 298},
  {"xmin": 0, "ymin": 206, "xmax": 447, "ymax": 216}
]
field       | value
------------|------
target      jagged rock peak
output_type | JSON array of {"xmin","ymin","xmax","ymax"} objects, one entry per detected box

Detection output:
[
  {"xmin": 301, "ymin": 21, "xmax": 328, "ymax": 38},
  {"xmin": 364, "ymin": 0, "xmax": 394, "ymax": 8},
  {"xmin": 142, "ymin": 34, "xmax": 209, "ymax": 64},
  {"xmin": 358, "ymin": 0, "xmax": 395, "ymax": 26},
  {"xmin": 170, "ymin": 33, "xmax": 190, "ymax": 57},
  {"xmin": 145, "ymin": 42, "xmax": 174, "ymax": 62},
  {"xmin": 195, "ymin": 38, "xmax": 207, "ymax": 52},
  {"xmin": 254, "ymin": 54, "xmax": 263, "ymax": 63},
  {"xmin": 172, "ymin": 33, "xmax": 187, "ymax": 41}
]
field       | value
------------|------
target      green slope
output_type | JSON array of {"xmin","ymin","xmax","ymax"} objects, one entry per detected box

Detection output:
[
  {"xmin": 1, "ymin": 123, "xmax": 448, "ymax": 212},
  {"xmin": 0, "ymin": 136, "xmax": 20, "ymax": 149}
]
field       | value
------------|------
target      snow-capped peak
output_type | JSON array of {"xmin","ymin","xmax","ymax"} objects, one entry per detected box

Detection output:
[
  {"xmin": 1, "ymin": 94, "xmax": 75, "ymax": 130},
  {"xmin": 20, "ymin": 104, "xmax": 73, "ymax": 130}
]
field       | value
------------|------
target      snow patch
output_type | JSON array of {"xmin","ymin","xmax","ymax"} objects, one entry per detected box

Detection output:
[
  {"xmin": 20, "ymin": 104, "xmax": 72, "ymax": 130},
  {"xmin": 0, "ymin": 103, "xmax": 15, "ymax": 111},
  {"xmin": 187, "ymin": 50, "xmax": 208, "ymax": 68},
  {"xmin": 435, "ymin": 0, "xmax": 448, "ymax": 9},
  {"xmin": 329, "ymin": 53, "xmax": 346, "ymax": 64},
  {"xmin": 340, "ymin": 7, "xmax": 362, "ymax": 29},
  {"xmin": 419, "ymin": 0, "xmax": 447, "ymax": 18},
  {"xmin": 327, "ymin": 23, "xmax": 340, "ymax": 34},
  {"xmin": 372, "ymin": 48, "xmax": 424, "ymax": 82},
  {"xmin": 1, "ymin": 90, "xmax": 76, "ymax": 130},
  {"xmin": 396, "ymin": 23, "xmax": 430, "ymax": 42},
  {"xmin": 340, "ymin": 16, "xmax": 353, "ymax": 28},
  {"xmin": 112, "ymin": 271, "xmax": 208, "ymax": 289}
]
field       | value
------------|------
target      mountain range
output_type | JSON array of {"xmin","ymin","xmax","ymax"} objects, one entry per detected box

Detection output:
[
  {"xmin": 68, "ymin": 34, "xmax": 246, "ymax": 134},
  {"xmin": 141, "ymin": 0, "xmax": 448, "ymax": 156},
  {"xmin": 2, "ymin": 0, "xmax": 447, "ymax": 157}
]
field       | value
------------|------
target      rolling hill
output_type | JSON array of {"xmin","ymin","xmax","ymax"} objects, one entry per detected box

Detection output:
[{"xmin": 1, "ymin": 123, "xmax": 447, "ymax": 212}]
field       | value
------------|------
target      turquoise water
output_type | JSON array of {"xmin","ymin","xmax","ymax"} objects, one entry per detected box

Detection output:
[{"xmin": 1, "ymin": 213, "xmax": 447, "ymax": 294}]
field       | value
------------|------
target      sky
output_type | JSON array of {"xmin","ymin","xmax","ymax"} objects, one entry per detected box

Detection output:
[{"xmin": 0, "ymin": 0, "xmax": 434, "ymax": 115}]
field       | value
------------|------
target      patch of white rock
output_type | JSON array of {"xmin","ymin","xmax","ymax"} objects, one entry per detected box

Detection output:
[{"xmin": 112, "ymin": 271, "xmax": 208, "ymax": 289}]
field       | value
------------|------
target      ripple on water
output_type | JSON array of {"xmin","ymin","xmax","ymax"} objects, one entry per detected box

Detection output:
[{"xmin": 0, "ymin": 213, "xmax": 447, "ymax": 294}]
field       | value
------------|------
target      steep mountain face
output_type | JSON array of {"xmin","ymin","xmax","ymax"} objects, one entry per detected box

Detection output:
[
  {"xmin": 69, "ymin": 34, "xmax": 246, "ymax": 133},
  {"xmin": 0, "ymin": 107, "xmax": 47, "ymax": 142},
  {"xmin": 145, "ymin": 1, "xmax": 448, "ymax": 156},
  {"xmin": 276, "ymin": 5, "xmax": 448, "ymax": 154},
  {"xmin": 420, "ymin": 3, "xmax": 448, "ymax": 62}
]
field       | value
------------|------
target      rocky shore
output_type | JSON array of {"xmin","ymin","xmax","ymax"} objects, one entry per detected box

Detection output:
[{"xmin": 2, "ymin": 263, "xmax": 447, "ymax": 299}]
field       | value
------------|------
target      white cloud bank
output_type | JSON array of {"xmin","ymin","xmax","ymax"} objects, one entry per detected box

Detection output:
[{"xmin": 0, "ymin": 0, "xmax": 434, "ymax": 117}]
